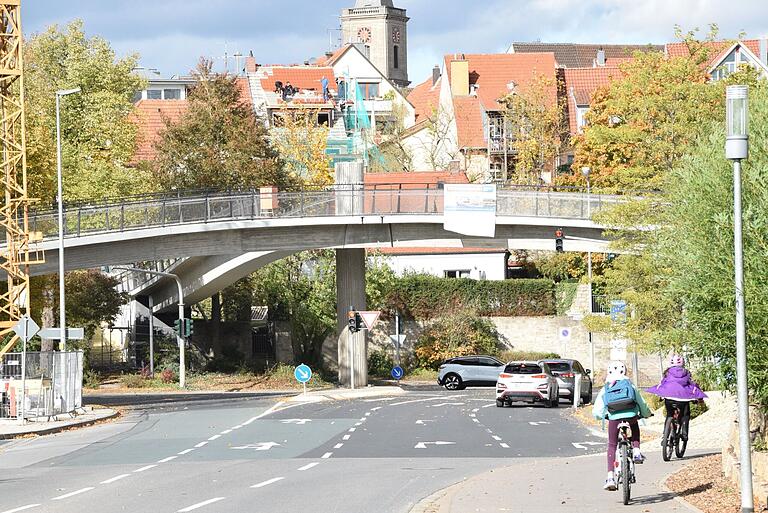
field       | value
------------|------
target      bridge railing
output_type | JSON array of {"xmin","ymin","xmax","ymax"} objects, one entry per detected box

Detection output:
[{"xmin": 27, "ymin": 187, "xmax": 625, "ymax": 241}]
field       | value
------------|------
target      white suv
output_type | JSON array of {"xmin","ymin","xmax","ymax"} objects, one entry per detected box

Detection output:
[
  {"xmin": 495, "ymin": 361, "xmax": 559, "ymax": 407},
  {"xmin": 437, "ymin": 355, "xmax": 505, "ymax": 390}
]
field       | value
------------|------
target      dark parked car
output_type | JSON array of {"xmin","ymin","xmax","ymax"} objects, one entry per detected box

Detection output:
[{"xmin": 539, "ymin": 359, "xmax": 593, "ymax": 404}]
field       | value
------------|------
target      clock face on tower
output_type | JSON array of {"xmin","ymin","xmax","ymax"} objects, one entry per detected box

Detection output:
[
  {"xmin": 357, "ymin": 27, "xmax": 372, "ymax": 43},
  {"xmin": 392, "ymin": 27, "xmax": 401, "ymax": 43}
]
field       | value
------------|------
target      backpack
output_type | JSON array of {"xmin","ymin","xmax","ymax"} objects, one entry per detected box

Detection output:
[{"xmin": 604, "ymin": 379, "xmax": 637, "ymax": 413}]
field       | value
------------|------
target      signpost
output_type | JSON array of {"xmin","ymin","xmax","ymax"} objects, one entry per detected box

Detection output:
[
  {"xmin": 610, "ymin": 300, "xmax": 628, "ymax": 323},
  {"xmin": 294, "ymin": 364, "xmax": 312, "ymax": 395},
  {"xmin": 358, "ymin": 311, "xmax": 381, "ymax": 331},
  {"xmin": 391, "ymin": 366, "xmax": 404, "ymax": 380},
  {"xmin": 12, "ymin": 315, "xmax": 40, "ymax": 425}
]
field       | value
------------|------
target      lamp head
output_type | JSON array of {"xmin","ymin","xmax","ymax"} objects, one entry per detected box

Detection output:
[
  {"xmin": 581, "ymin": 166, "xmax": 591, "ymax": 178},
  {"xmin": 726, "ymin": 85, "xmax": 748, "ymax": 160},
  {"xmin": 56, "ymin": 87, "xmax": 81, "ymax": 96}
]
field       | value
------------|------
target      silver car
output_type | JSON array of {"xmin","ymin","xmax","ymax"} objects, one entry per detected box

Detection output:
[{"xmin": 437, "ymin": 355, "xmax": 505, "ymax": 390}]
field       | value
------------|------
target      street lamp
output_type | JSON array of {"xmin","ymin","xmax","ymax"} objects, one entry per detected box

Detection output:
[
  {"xmin": 726, "ymin": 84, "xmax": 753, "ymax": 513},
  {"xmin": 581, "ymin": 166, "xmax": 595, "ymax": 374},
  {"xmin": 55, "ymin": 87, "xmax": 81, "ymax": 351}
]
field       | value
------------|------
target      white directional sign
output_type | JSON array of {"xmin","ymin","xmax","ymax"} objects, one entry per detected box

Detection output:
[
  {"xmin": 38, "ymin": 327, "xmax": 85, "ymax": 340},
  {"xmin": 572, "ymin": 441, "xmax": 604, "ymax": 450},
  {"xmin": 231, "ymin": 442, "xmax": 281, "ymax": 451},
  {"xmin": 389, "ymin": 334, "xmax": 406, "ymax": 347},
  {"xmin": 280, "ymin": 419, "xmax": 312, "ymax": 425},
  {"xmin": 13, "ymin": 315, "xmax": 40, "ymax": 342},
  {"xmin": 414, "ymin": 441, "xmax": 456, "ymax": 449},
  {"xmin": 358, "ymin": 311, "xmax": 381, "ymax": 330}
]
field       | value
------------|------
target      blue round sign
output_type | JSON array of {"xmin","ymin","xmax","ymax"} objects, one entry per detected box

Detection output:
[
  {"xmin": 391, "ymin": 366, "xmax": 404, "ymax": 380},
  {"xmin": 294, "ymin": 364, "xmax": 312, "ymax": 384}
]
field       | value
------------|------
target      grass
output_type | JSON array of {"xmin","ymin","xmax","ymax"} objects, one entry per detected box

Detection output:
[{"xmin": 404, "ymin": 367, "xmax": 437, "ymax": 381}]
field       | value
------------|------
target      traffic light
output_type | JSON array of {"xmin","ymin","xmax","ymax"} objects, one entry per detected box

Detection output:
[
  {"xmin": 555, "ymin": 228, "xmax": 564, "ymax": 253},
  {"xmin": 173, "ymin": 319, "xmax": 182, "ymax": 337},
  {"xmin": 347, "ymin": 310, "xmax": 362, "ymax": 333},
  {"xmin": 184, "ymin": 318, "xmax": 194, "ymax": 337}
]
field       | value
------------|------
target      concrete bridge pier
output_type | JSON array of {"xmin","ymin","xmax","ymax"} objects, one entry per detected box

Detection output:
[{"xmin": 336, "ymin": 249, "xmax": 368, "ymax": 388}]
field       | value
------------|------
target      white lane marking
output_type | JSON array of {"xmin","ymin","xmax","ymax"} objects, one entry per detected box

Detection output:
[
  {"xmin": 390, "ymin": 396, "xmax": 450, "ymax": 406},
  {"xmin": 468, "ymin": 414, "xmax": 476, "ymax": 417},
  {"xmin": 280, "ymin": 419, "xmax": 312, "ymax": 425},
  {"xmin": 243, "ymin": 416, "xmax": 260, "ymax": 425},
  {"xmin": 414, "ymin": 441, "xmax": 456, "ymax": 449},
  {"xmin": 178, "ymin": 449, "xmax": 195, "ymax": 455},
  {"xmin": 363, "ymin": 397, "xmax": 396, "ymax": 402},
  {"xmin": 220, "ymin": 429, "xmax": 232, "ymax": 434},
  {"xmin": 359, "ymin": 417, "xmax": 367, "ymax": 421},
  {"xmin": 354, "ymin": 422, "xmax": 362, "ymax": 426},
  {"xmin": 177, "ymin": 497, "xmax": 226, "ymax": 512},
  {"xmin": 194, "ymin": 442, "xmax": 208, "ymax": 448},
  {"xmin": 427, "ymin": 402, "xmax": 465, "ymax": 407},
  {"xmin": 101, "ymin": 474, "xmax": 131, "ymax": 484},
  {"xmin": 572, "ymin": 441, "xmax": 604, "ymax": 450},
  {"xmin": 297, "ymin": 462, "xmax": 320, "ymax": 471},
  {"xmin": 485, "ymin": 429, "xmax": 493, "ymax": 433},
  {"xmin": 1, "ymin": 505, "xmax": 41, "ymax": 513},
  {"xmin": 232, "ymin": 425, "xmax": 243, "ymax": 430},
  {"xmin": 134, "ymin": 464, "xmax": 158, "ymax": 473},
  {"xmin": 529, "ymin": 421, "xmax": 551, "ymax": 426},
  {"xmin": 231, "ymin": 442, "xmax": 281, "ymax": 451},
  {"xmin": 500, "ymin": 443, "xmax": 510, "ymax": 448},
  {"xmin": 321, "ymin": 452, "xmax": 333, "ymax": 459},
  {"xmin": 348, "ymin": 427, "xmax": 356, "ymax": 432},
  {"xmin": 482, "ymin": 403, "xmax": 495, "ymax": 408},
  {"xmin": 364, "ymin": 412, "xmax": 371, "ymax": 417},
  {"xmin": 52, "ymin": 487, "xmax": 95, "ymax": 501},
  {"xmin": 342, "ymin": 435, "xmax": 350, "ymax": 440},
  {"xmin": 472, "ymin": 418, "xmax": 480, "ymax": 423},
  {"xmin": 251, "ymin": 477, "xmax": 284, "ymax": 489},
  {"xmin": 158, "ymin": 456, "xmax": 177, "ymax": 463},
  {"xmin": 370, "ymin": 406, "xmax": 382, "ymax": 411},
  {"xmin": 472, "ymin": 408, "xmax": 480, "ymax": 413},
  {"xmin": 492, "ymin": 435, "xmax": 502, "ymax": 441},
  {"xmin": 334, "ymin": 443, "xmax": 344, "ymax": 449},
  {"xmin": 415, "ymin": 420, "xmax": 435, "ymax": 425},
  {"xmin": 208, "ymin": 435, "xmax": 221, "ymax": 441}
]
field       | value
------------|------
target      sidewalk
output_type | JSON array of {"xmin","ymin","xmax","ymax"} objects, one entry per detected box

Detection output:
[
  {"xmin": 411, "ymin": 449, "xmax": 712, "ymax": 513},
  {"xmin": 0, "ymin": 406, "xmax": 118, "ymax": 439},
  {"xmin": 286, "ymin": 385, "xmax": 406, "ymax": 403}
]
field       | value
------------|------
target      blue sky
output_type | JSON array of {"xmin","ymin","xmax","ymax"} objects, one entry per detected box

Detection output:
[{"xmin": 25, "ymin": 0, "xmax": 768, "ymax": 85}]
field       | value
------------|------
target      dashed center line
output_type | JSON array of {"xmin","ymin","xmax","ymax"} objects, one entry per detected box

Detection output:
[
  {"xmin": 334, "ymin": 443, "xmax": 344, "ymax": 449},
  {"xmin": 297, "ymin": 462, "xmax": 320, "ymax": 471},
  {"xmin": 492, "ymin": 435, "xmax": 502, "ymax": 441},
  {"xmin": 208, "ymin": 435, "xmax": 221, "ymax": 441},
  {"xmin": 134, "ymin": 464, "xmax": 157, "ymax": 473},
  {"xmin": 348, "ymin": 427, "xmax": 356, "ymax": 432},
  {"xmin": 220, "ymin": 429, "xmax": 232, "ymax": 434},
  {"xmin": 178, "ymin": 449, "xmax": 195, "ymax": 455},
  {"xmin": 52, "ymin": 487, "xmax": 94, "ymax": 501},
  {"xmin": 177, "ymin": 497, "xmax": 226, "ymax": 512},
  {"xmin": 500, "ymin": 443, "xmax": 510, "ymax": 449},
  {"xmin": 251, "ymin": 477, "xmax": 284, "ymax": 488},
  {"xmin": 194, "ymin": 441, "xmax": 208, "ymax": 448},
  {"xmin": 321, "ymin": 452, "xmax": 333, "ymax": 459},
  {"xmin": 158, "ymin": 456, "xmax": 177, "ymax": 463},
  {"xmin": 342, "ymin": 435, "xmax": 350, "ymax": 440},
  {"xmin": 101, "ymin": 474, "xmax": 130, "ymax": 484}
]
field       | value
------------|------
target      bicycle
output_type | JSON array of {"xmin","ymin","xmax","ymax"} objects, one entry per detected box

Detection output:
[
  {"xmin": 614, "ymin": 421, "xmax": 636, "ymax": 505},
  {"xmin": 661, "ymin": 400, "xmax": 688, "ymax": 461}
]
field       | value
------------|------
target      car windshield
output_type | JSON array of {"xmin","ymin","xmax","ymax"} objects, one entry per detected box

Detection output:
[
  {"xmin": 505, "ymin": 363, "xmax": 543, "ymax": 374},
  {"xmin": 545, "ymin": 362, "xmax": 571, "ymax": 373}
]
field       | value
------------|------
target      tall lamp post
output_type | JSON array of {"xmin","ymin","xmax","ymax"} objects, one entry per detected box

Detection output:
[
  {"xmin": 55, "ymin": 87, "xmax": 81, "ymax": 351},
  {"xmin": 581, "ymin": 166, "xmax": 595, "ymax": 373},
  {"xmin": 726, "ymin": 84, "xmax": 753, "ymax": 513}
]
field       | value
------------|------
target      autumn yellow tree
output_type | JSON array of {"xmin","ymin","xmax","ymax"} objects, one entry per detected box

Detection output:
[{"xmin": 270, "ymin": 106, "xmax": 332, "ymax": 185}]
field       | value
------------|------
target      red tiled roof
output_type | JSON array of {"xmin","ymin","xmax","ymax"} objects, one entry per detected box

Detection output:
[
  {"xmin": 258, "ymin": 66, "xmax": 336, "ymax": 94},
  {"xmin": 563, "ymin": 66, "xmax": 623, "ymax": 135},
  {"xmin": 511, "ymin": 42, "xmax": 662, "ymax": 68},
  {"xmin": 131, "ymin": 100, "xmax": 187, "ymax": 165},
  {"xmin": 408, "ymin": 76, "xmax": 441, "ymax": 123},
  {"xmin": 444, "ymin": 53, "xmax": 558, "ymax": 112},
  {"xmin": 371, "ymin": 247, "xmax": 507, "ymax": 256},
  {"xmin": 665, "ymin": 39, "xmax": 761, "ymax": 70},
  {"xmin": 316, "ymin": 46, "xmax": 349, "ymax": 66},
  {"xmin": 236, "ymin": 77, "xmax": 253, "ymax": 108}
]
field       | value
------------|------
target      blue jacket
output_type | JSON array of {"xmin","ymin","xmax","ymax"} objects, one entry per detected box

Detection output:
[{"xmin": 592, "ymin": 378, "xmax": 652, "ymax": 421}]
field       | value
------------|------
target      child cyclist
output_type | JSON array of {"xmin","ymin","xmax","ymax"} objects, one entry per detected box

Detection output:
[
  {"xmin": 645, "ymin": 354, "xmax": 707, "ymax": 443},
  {"xmin": 593, "ymin": 361, "xmax": 653, "ymax": 491}
]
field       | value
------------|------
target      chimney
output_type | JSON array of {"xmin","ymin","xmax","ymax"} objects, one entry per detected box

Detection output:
[
  {"xmin": 596, "ymin": 48, "xmax": 606, "ymax": 67},
  {"xmin": 450, "ymin": 57, "xmax": 469, "ymax": 96},
  {"xmin": 245, "ymin": 55, "xmax": 257, "ymax": 73},
  {"xmin": 432, "ymin": 65, "xmax": 441, "ymax": 86},
  {"xmin": 760, "ymin": 38, "xmax": 768, "ymax": 66}
]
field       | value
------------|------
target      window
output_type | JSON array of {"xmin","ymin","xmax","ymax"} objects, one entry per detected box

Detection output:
[
  {"xmin": 393, "ymin": 45, "xmax": 399, "ymax": 69},
  {"xmin": 147, "ymin": 89, "xmax": 162, "ymax": 100},
  {"xmin": 444, "ymin": 269, "xmax": 470, "ymax": 278},
  {"xmin": 544, "ymin": 362, "xmax": 572, "ymax": 373},
  {"xmin": 576, "ymin": 105, "xmax": 589, "ymax": 133},
  {"xmin": 504, "ymin": 363, "xmax": 543, "ymax": 375},
  {"xmin": 478, "ymin": 357, "xmax": 503, "ymax": 367},
  {"xmin": 163, "ymin": 88, "xmax": 181, "ymax": 100},
  {"xmin": 359, "ymin": 82, "xmax": 380, "ymax": 100}
]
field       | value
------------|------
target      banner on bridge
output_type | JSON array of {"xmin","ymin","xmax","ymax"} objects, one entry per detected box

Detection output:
[{"xmin": 443, "ymin": 184, "xmax": 497, "ymax": 237}]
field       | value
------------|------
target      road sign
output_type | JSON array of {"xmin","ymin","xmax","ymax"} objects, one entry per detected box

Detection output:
[
  {"xmin": 391, "ymin": 366, "xmax": 404, "ymax": 380},
  {"xmin": 294, "ymin": 364, "xmax": 312, "ymax": 384},
  {"xmin": 13, "ymin": 315, "xmax": 40, "ymax": 342},
  {"xmin": 558, "ymin": 327, "xmax": 572, "ymax": 342},
  {"xmin": 358, "ymin": 311, "xmax": 381, "ymax": 330},
  {"xmin": 610, "ymin": 300, "xmax": 628, "ymax": 323},
  {"xmin": 38, "ymin": 327, "xmax": 84, "ymax": 340},
  {"xmin": 389, "ymin": 334, "xmax": 406, "ymax": 347}
]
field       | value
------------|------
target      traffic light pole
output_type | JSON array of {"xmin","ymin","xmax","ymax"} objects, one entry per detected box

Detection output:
[{"xmin": 113, "ymin": 267, "xmax": 186, "ymax": 388}]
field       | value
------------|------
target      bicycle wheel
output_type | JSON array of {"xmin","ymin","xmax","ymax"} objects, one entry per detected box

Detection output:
[
  {"xmin": 675, "ymin": 422, "xmax": 688, "ymax": 458},
  {"xmin": 662, "ymin": 417, "xmax": 674, "ymax": 461},
  {"xmin": 620, "ymin": 444, "xmax": 631, "ymax": 505}
]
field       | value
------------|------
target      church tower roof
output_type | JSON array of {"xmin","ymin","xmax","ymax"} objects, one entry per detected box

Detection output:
[{"xmin": 354, "ymin": 0, "xmax": 394, "ymax": 6}]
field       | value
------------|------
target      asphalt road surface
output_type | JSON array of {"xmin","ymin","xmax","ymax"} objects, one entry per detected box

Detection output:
[{"xmin": 0, "ymin": 388, "xmax": 605, "ymax": 513}]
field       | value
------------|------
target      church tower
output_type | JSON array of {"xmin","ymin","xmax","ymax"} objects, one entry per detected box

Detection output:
[{"xmin": 340, "ymin": 0, "xmax": 409, "ymax": 87}]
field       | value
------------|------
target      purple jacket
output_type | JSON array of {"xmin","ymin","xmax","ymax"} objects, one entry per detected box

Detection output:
[{"xmin": 645, "ymin": 366, "xmax": 708, "ymax": 401}]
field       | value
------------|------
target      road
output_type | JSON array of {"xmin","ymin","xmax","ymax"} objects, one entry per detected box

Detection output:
[{"xmin": 0, "ymin": 388, "xmax": 612, "ymax": 513}]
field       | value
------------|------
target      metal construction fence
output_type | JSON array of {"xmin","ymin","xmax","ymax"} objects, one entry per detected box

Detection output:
[{"xmin": 0, "ymin": 351, "xmax": 83, "ymax": 421}]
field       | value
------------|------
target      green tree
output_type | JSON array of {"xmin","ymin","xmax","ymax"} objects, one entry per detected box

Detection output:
[
  {"xmin": 270, "ymin": 106, "xmax": 332, "ymax": 184},
  {"xmin": 60, "ymin": 270, "xmax": 128, "ymax": 344},
  {"xmin": 25, "ymin": 20, "xmax": 149, "ymax": 203},
  {"xmin": 414, "ymin": 313, "xmax": 502, "ymax": 370},
  {"xmin": 154, "ymin": 59, "xmax": 288, "ymax": 190}
]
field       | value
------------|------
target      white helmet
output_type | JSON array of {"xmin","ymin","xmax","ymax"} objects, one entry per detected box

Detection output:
[{"xmin": 606, "ymin": 361, "xmax": 627, "ymax": 383}]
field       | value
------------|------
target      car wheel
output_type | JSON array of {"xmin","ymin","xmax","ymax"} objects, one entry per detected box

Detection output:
[
  {"xmin": 582, "ymin": 386, "xmax": 593, "ymax": 405},
  {"xmin": 552, "ymin": 388, "xmax": 561, "ymax": 407},
  {"xmin": 443, "ymin": 373, "xmax": 463, "ymax": 391},
  {"xmin": 496, "ymin": 398, "xmax": 504, "ymax": 408}
]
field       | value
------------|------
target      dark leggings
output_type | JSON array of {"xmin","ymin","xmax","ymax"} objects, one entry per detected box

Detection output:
[
  {"xmin": 664, "ymin": 399, "xmax": 691, "ymax": 439},
  {"xmin": 607, "ymin": 417, "xmax": 640, "ymax": 471}
]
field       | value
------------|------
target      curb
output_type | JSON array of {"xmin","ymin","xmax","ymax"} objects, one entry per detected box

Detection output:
[
  {"xmin": 0, "ymin": 409, "xmax": 120, "ymax": 440},
  {"xmin": 409, "ymin": 479, "xmax": 465, "ymax": 513},
  {"xmin": 659, "ymin": 476, "xmax": 707, "ymax": 513},
  {"xmin": 285, "ymin": 386, "xmax": 407, "ymax": 403}
]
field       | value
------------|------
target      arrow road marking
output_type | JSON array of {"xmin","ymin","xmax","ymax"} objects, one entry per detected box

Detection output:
[
  {"xmin": 414, "ymin": 441, "xmax": 456, "ymax": 449},
  {"xmin": 280, "ymin": 419, "xmax": 312, "ymax": 425},
  {"xmin": 572, "ymin": 441, "xmax": 604, "ymax": 450},
  {"xmin": 231, "ymin": 442, "xmax": 281, "ymax": 451}
]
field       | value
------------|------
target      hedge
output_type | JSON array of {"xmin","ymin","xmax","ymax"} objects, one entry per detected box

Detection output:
[{"xmin": 384, "ymin": 276, "xmax": 555, "ymax": 320}]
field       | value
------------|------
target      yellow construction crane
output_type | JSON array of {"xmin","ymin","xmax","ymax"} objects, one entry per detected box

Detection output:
[{"xmin": 0, "ymin": 0, "xmax": 42, "ymax": 355}]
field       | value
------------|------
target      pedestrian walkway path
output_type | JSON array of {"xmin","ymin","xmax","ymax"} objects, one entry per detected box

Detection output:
[
  {"xmin": 411, "ymin": 449, "xmax": 712, "ymax": 513},
  {"xmin": 0, "ymin": 406, "xmax": 118, "ymax": 438}
]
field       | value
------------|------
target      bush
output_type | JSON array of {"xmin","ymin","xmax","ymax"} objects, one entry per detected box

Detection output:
[
  {"xmin": 414, "ymin": 313, "xmax": 502, "ymax": 369},
  {"xmin": 385, "ymin": 275, "xmax": 555, "ymax": 320},
  {"xmin": 160, "ymin": 368, "xmax": 176, "ymax": 384},
  {"xmin": 368, "ymin": 349, "xmax": 394, "ymax": 377},
  {"xmin": 83, "ymin": 369, "xmax": 102, "ymax": 389},
  {"xmin": 121, "ymin": 373, "xmax": 148, "ymax": 388},
  {"xmin": 498, "ymin": 350, "xmax": 561, "ymax": 363}
]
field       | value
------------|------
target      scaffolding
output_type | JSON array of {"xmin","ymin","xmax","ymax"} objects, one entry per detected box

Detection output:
[{"xmin": 0, "ymin": 1, "xmax": 41, "ymax": 356}]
